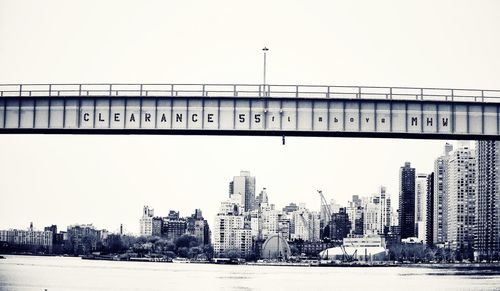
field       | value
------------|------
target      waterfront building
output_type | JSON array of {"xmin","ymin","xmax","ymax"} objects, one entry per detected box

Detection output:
[
  {"xmin": 187, "ymin": 209, "xmax": 211, "ymax": 245},
  {"xmin": 433, "ymin": 143, "xmax": 453, "ymax": 244},
  {"xmin": 151, "ymin": 217, "xmax": 163, "ymax": 237},
  {"xmin": 66, "ymin": 224, "xmax": 107, "ymax": 255},
  {"xmin": 446, "ymin": 142, "xmax": 476, "ymax": 253},
  {"xmin": 399, "ymin": 162, "xmax": 416, "ymax": 239},
  {"xmin": 162, "ymin": 211, "xmax": 187, "ymax": 241},
  {"xmin": 475, "ymin": 140, "xmax": 500, "ymax": 260},
  {"xmin": 260, "ymin": 234, "xmax": 291, "ymax": 260},
  {"xmin": 229, "ymin": 171, "xmax": 256, "ymax": 212},
  {"xmin": 426, "ymin": 173, "xmax": 435, "ymax": 246},
  {"xmin": 319, "ymin": 235, "xmax": 386, "ymax": 261},
  {"xmin": 416, "ymin": 173, "xmax": 428, "ymax": 244},
  {"xmin": 0, "ymin": 224, "xmax": 53, "ymax": 253},
  {"xmin": 139, "ymin": 206, "xmax": 154, "ymax": 236},
  {"xmin": 213, "ymin": 200, "xmax": 252, "ymax": 257}
]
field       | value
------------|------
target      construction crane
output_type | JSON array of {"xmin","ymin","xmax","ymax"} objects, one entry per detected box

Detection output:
[
  {"xmin": 318, "ymin": 190, "xmax": 333, "ymax": 223},
  {"xmin": 317, "ymin": 190, "xmax": 333, "ymax": 240}
]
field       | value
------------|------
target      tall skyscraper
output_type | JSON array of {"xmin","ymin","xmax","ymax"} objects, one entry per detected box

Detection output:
[
  {"xmin": 433, "ymin": 143, "xmax": 453, "ymax": 245},
  {"xmin": 446, "ymin": 142, "xmax": 476, "ymax": 253},
  {"xmin": 379, "ymin": 186, "xmax": 392, "ymax": 235},
  {"xmin": 229, "ymin": 171, "xmax": 256, "ymax": 212},
  {"xmin": 426, "ymin": 173, "xmax": 435, "ymax": 246},
  {"xmin": 475, "ymin": 140, "xmax": 500, "ymax": 260},
  {"xmin": 416, "ymin": 173, "xmax": 428, "ymax": 244},
  {"xmin": 399, "ymin": 162, "xmax": 416, "ymax": 239}
]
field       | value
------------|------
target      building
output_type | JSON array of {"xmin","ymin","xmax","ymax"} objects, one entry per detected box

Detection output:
[
  {"xmin": 426, "ymin": 173, "xmax": 435, "ymax": 246},
  {"xmin": 399, "ymin": 162, "xmax": 416, "ymax": 239},
  {"xmin": 260, "ymin": 234, "xmax": 291, "ymax": 260},
  {"xmin": 187, "ymin": 209, "xmax": 210, "ymax": 245},
  {"xmin": 290, "ymin": 205, "xmax": 320, "ymax": 242},
  {"xmin": 320, "ymin": 198, "xmax": 341, "ymax": 228},
  {"xmin": 319, "ymin": 235, "xmax": 387, "ymax": 261},
  {"xmin": 415, "ymin": 173, "xmax": 428, "ymax": 244},
  {"xmin": 0, "ymin": 224, "xmax": 53, "ymax": 253},
  {"xmin": 255, "ymin": 188, "xmax": 269, "ymax": 209},
  {"xmin": 66, "ymin": 224, "xmax": 106, "ymax": 255},
  {"xmin": 162, "ymin": 211, "xmax": 187, "ymax": 240},
  {"xmin": 363, "ymin": 195, "xmax": 381, "ymax": 235},
  {"xmin": 139, "ymin": 206, "xmax": 155, "ymax": 236},
  {"xmin": 330, "ymin": 208, "xmax": 351, "ymax": 240},
  {"xmin": 151, "ymin": 217, "xmax": 163, "ymax": 237},
  {"xmin": 229, "ymin": 171, "xmax": 256, "ymax": 212},
  {"xmin": 475, "ymin": 140, "xmax": 500, "ymax": 260},
  {"xmin": 346, "ymin": 196, "xmax": 364, "ymax": 236},
  {"xmin": 379, "ymin": 187, "xmax": 391, "ymax": 235},
  {"xmin": 446, "ymin": 142, "xmax": 476, "ymax": 253},
  {"xmin": 213, "ymin": 200, "xmax": 252, "ymax": 258},
  {"xmin": 433, "ymin": 143, "xmax": 453, "ymax": 245},
  {"xmin": 282, "ymin": 203, "xmax": 299, "ymax": 214}
]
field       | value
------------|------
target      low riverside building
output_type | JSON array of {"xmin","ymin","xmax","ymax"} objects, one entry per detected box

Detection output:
[
  {"xmin": 319, "ymin": 235, "xmax": 387, "ymax": 261},
  {"xmin": 261, "ymin": 234, "xmax": 291, "ymax": 260},
  {"xmin": 0, "ymin": 224, "xmax": 53, "ymax": 253}
]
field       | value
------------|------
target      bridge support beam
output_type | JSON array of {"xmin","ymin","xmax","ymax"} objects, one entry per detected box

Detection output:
[{"xmin": 0, "ymin": 97, "xmax": 499, "ymax": 139}]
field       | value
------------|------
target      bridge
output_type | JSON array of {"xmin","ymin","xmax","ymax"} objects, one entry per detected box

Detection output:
[{"xmin": 0, "ymin": 83, "xmax": 499, "ymax": 139}]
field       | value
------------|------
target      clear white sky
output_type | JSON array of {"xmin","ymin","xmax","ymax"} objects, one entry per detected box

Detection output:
[{"xmin": 0, "ymin": 0, "xmax": 499, "ymax": 234}]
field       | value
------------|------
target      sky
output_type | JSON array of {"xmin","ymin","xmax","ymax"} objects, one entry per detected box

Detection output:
[{"xmin": 0, "ymin": 0, "xmax": 499, "ymax": 234}]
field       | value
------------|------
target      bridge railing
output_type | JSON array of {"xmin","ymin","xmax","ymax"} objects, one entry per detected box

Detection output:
[{"xmin": 0, "ymin": 83, "xmax": 499, "ymax": 103}]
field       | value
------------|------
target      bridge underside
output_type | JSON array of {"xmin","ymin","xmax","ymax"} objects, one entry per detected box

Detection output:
[{"xmin": 0, "ymin": 97, "xmax": 499, "ymax": 140}]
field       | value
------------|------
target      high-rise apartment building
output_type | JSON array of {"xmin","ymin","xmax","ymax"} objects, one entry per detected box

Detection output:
[
  {"xmin": 379, "ymin": 186, "xmax": 391, "ymax": 235},
  {"xmin": 475, "ymin": 140, "xmax": 500, "ymax": 260},
  {"xmin": 426, "ymin": 173, "xmax": 435, "ymax": 246},
  {"xmin": 446, "ymin": 143, "xmax": 476, "ymax": 253},
  {"xmin": 416, "ymin": 173, "xmax": 428, "ymax": 244},
  {"xmin": 213, "ymin": 200, "xmax": 252, "ymax": 257},
  {"xmin": 229, "ymin": 171, "xmax": 256, "ymax": 212},
  {"xmin": 399, "ymin": 162, "xmax": 416, "ymax": 239}
]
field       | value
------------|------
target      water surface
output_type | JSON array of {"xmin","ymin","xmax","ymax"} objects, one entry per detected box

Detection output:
[{"xmin": 0, "ymin": 255, "xmax": 499, "ymax": 291}]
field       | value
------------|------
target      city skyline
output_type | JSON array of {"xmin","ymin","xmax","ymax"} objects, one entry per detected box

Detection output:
[{"xmin": 1, "ymin": 137, "xmax": 458, "ymax": 234}]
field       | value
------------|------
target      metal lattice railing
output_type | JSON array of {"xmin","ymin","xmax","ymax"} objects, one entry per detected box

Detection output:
[{"xmin": 0, "ymin": 83, "xmax": 499, "ymax": 103}]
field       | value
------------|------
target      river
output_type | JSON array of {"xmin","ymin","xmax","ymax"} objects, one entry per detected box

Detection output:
[{"xmin": 0, "ymin": 255, "xmax": 499, "ymax": 290}]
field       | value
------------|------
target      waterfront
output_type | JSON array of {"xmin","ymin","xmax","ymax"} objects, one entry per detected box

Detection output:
[{"xmin": 0, "ymin": 256, "xmax": 499, "ymax": 291}]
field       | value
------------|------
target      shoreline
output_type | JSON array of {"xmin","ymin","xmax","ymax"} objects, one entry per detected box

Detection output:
[{"xmin": 2, "ymin": 254, "xmax": 500, "ymax": 268}]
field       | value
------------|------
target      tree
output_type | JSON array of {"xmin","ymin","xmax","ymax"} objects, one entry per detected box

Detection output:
[
  {"xmin": 203, "ymin": 245, "xmax": 214, "ymax": 259},
  {"xmin": 188, "ymin": 246, "xmax": 202, "ymax": 258},
  {"xmin": 226, "ymin": 250, "xmax": 240, "ymax": 259},
  {"xmin": 177, "ymin": 247, "xmax": 189, "ymax": 258},
  {"xmin": 106, "ymin": 234, "xmax": 125, "ymax": 254},
  {"xmin": 175, "ymin": 235, "xmax": 199, "ymax": 249}
]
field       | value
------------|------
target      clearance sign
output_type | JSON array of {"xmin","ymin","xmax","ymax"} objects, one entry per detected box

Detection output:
[{"xmin": 0, "ymin": 97, "xmax": 499, "ymax": 138}]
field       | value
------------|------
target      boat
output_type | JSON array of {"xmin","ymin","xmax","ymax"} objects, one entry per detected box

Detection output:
[{"xmin": 172, "ymin": 257, "xmax": 190, "ymax": 263}]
